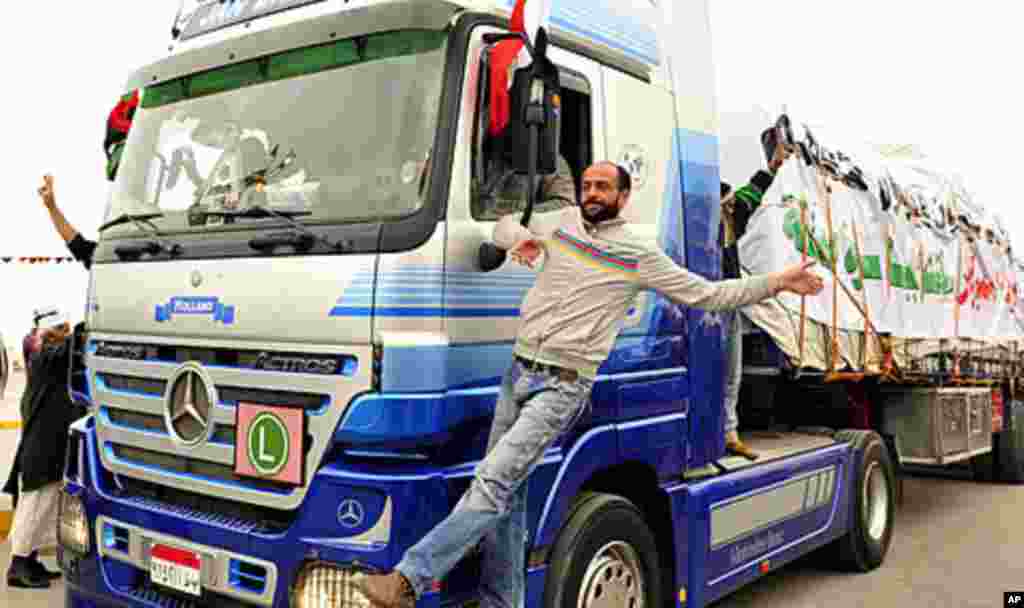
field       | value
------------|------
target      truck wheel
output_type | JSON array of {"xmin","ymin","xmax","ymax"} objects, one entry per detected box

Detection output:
[
  {"xmin": 970, "ymin": 450, "xmax": 997, "ymax": 482},
  {"xmin": 831, "ymin": 430, "xmax": 896, "ymax": 572},
  {"xmin": 544, "ymin": 492, "xmax": 663, "ymax": 608}
]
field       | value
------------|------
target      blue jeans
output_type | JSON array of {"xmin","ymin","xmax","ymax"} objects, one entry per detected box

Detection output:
[
  {"xmin": 724, "ymin": 312, "xmax": 751, "ymax": 434},
  {"xmin": 395, "ymin": 360, "xmax": 593, "ymax": 607}
]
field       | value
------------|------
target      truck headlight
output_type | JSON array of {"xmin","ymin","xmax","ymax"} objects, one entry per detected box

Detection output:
[
  {"xmin": 291, "ymin": 562, "xmax": 369, "ymax": 608},
  {"xmin": 57, "ymin": 489, "xmax": 90, "ymax": 556}
]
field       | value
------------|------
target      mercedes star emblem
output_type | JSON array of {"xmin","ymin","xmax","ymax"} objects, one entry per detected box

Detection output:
[
  {"xmin": 164, "ymin": 363, "xmax": 216, "ymax": 446},
  {"xmin": 337, "ymin": 499, "xmax": 366, "ymax": 529},
  {"xmin": 190, "ymin": 270, "xmax": 203, "ymax": 288}
]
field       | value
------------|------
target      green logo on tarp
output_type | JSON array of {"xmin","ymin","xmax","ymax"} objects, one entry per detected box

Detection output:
[{"xmin": 248, "ymin": 413, "xmax": 289, "ymax": 476}]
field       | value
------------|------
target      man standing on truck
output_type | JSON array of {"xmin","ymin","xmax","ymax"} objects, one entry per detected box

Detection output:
[
  {"xmin": 720, "ymin": 141, "xmax": 793, "ymax": 460},
  {"xmin": 358, "ymin": 161, "xmax": 824, "ymax": 608}
]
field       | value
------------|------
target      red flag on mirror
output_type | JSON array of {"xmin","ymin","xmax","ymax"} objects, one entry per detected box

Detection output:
[{"xmin": 488, "ymin": 0, "xmax": 552, "ymax": 136}]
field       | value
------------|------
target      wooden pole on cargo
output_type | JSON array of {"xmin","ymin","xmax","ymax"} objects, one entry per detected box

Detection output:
[
  {"xmin": 799, "ymin": 200, "xmax": 809, "ymax": 368},
  {"xmin": 918, "ymin": 238, "xmax": 927, "ymax": 305},
  {"xmin": 853, "ymin": 222, "xmax": 871, "ymax": 370},
  {"xmin": 953, "ymin": 233, "xmax": 964, "ymax": 381},
  {"xmin": 802, "ymin": 229, "xmax": 884, "ymax": 350},
  {"xmin": 823, "ymin": 174, "xmax": 839, "ymax": 374}
]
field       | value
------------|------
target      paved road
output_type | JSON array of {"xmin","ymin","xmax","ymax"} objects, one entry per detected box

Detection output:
[
  {"xmin": 3, "ymin": 473, "xmax": 1023, "ymax": 607},
  {"xmin": 712, "ymin": 473, "xmax": 1024, "ymax": 608}
]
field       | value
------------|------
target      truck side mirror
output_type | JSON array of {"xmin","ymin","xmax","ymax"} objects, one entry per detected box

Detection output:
[
  {"xmin": 499, "ymin": 39, "xmax": 561, "ymax": 175},
  {"xmin": 478, "ymin": 30, "xmax": 561, "ymax": 273}
]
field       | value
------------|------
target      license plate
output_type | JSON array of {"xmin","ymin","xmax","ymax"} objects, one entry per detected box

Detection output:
[{"xmin": 150, "ymin": 544, "xmax": 201, "ymax": 597}]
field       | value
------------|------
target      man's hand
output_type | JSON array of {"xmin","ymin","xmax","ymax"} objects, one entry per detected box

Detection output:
[
  {"xmin": 510, "ymin": 238, "xmax": 543, "ymax": 269},
  {"xmin": 768, "ymin": 142, "xmax": 793, "ymax": 174},
  {"xmin": 720, "ymin": 191, "xmax": 736, "ymax": 214},
  {"xmin": 776, "ymin": 260, "xmax": 824, "ymax": 296},
  {"xmin": 38, "ymin": 175, "xmax": 56, "ymax": 210}
]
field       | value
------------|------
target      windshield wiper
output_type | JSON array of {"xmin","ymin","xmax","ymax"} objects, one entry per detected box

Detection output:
[
  {"xmin": 98, "ymin": 212, "xmax": 164, "ymax": 233},
  {"xmin": 203, "ymin": 205, "xmax": 347, "ymax": 252},
  {"xmin": 99, "ymin": 212, "xmax": 183, "ymax": 257}
]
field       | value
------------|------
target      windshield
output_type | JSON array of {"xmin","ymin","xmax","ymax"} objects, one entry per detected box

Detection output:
[{"xmin": 106, "ymin": 29, "xmax": 447, "ymax": 236}]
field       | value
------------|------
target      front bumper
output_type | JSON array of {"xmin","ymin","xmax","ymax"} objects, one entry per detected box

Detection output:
[{"xmin": 63, "ymin": 417, "xmax": 458, "ymax": 607}]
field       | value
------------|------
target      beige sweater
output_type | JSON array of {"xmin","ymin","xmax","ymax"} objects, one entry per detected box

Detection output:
[{"xmin": 494, "ymin": 207, "xmax": 778, "ymax": 378}]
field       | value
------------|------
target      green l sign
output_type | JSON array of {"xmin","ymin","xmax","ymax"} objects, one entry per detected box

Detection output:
[{"xmin": 247, "ymin": 412, "xmax": 290, "ymax": 476}]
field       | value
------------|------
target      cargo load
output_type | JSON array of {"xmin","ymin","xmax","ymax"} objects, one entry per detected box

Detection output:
[{"xmin": 723, "ymin": 113, "xmax": 1023, "ymax": 381}]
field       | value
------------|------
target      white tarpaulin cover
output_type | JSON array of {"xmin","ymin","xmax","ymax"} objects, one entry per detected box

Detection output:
[{"xmin": 725, "ymin": 117, "xmax": 1024, "ymax": 371}]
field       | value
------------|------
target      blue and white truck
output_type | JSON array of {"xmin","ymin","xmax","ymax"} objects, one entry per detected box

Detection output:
[{"xmin": 56, "ymin": 1, "xmax": 1024, "ymax": 607}]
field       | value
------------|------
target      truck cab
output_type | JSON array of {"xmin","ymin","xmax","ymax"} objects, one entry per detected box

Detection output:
[{"xmin": 59, "ymin": 2, "xmax": 890, "ymax": 608}]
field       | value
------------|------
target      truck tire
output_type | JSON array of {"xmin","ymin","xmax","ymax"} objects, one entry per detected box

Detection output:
[
  {"xmin": 970, "ymin": 450, "xmax": 997, "ymax": 482},
  {"xmin": 543, "ymin": 492, "xmax": 663, "ymax": 608},
  {"xmin": 998, "ymin": 425, "xmax": 1024, "ymax": 483},
  {"xmin": 831, "ymin": 430, "xmax": 896, "ymax": 572}
]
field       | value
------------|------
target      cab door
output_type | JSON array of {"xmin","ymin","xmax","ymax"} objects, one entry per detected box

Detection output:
[
  {"xmin": 443, "ymin": 25, "xmax": 605, "ymax": 402},
  {"xmin": 601, "ymin": 66, "xmax": 689, "ymax": 420}
]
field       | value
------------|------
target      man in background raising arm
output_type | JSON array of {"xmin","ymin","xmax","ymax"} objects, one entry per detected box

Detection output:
[{"xmin": 38, "ymin": 175, "xmax": 97, "ymax": 270}]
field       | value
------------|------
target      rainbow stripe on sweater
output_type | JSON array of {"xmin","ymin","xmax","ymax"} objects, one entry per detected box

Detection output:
[{"xmin": 553, "ymin": 229, "xmax": 639, "ymax": 275}]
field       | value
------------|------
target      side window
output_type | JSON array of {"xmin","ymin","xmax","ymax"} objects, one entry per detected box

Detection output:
[{"xmin": 470, "ymin": 58, "xmax": 592, "ymax": 221}]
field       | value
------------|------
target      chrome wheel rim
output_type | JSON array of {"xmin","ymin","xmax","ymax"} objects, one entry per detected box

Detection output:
[
  {"xmin": 863, "ymin": 461, "xmax": 890, "ymax": 542},
  {"xmin": 577, "ymin": 541, "xmax": 645, "ymax": 608}
]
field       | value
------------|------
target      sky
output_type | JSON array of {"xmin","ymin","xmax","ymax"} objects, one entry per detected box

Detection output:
[
  {"xmin": 710, "ymin": 1, "xmax": 1023, "ymax": 218},
  {"xmin": 0, "ymin": 0, "xmax": 1021, "ymax": 347}
]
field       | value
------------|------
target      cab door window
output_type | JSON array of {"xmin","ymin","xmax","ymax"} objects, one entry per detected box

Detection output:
[{"xmin": 471, "ymin": 61, "xmax": 592, "ymax": 221}]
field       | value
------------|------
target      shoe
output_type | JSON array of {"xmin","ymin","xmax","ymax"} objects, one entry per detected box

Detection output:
[
  {"xmin": 726, "ymin": 437, "xmax": 760, "ymax": 461},
  {"xmin": 27, "ymin": 554, "xmax": 61, "ymax": 581},
  {"xmin": 356, "ymin": 571, "xmax": 415, "ymax": 608},
  {"xmin": 7, "ymin": 557, "xmax": 51, "ymax": 589}
]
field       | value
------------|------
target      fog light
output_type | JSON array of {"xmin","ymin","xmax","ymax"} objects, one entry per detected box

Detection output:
[
  {"xmin": 58, "ymin": 489, "xmax": 90, "ymax": 556},
  {"xmin": 292, "ymin": 562, "xmax": 370, "ymax": 608}
]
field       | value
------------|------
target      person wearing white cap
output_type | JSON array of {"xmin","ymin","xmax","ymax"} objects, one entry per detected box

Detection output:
[{"xmin": 4, "ymin": 306, "xmax": 74, "ymax": 588}]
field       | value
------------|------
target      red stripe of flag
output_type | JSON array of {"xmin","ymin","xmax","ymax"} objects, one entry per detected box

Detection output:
[
  {"xmin": 151, "ymin": 544, "xmax": 201, "ymax": 569},
  {"xmin": 488, "ymin": 0, "xmax": 527, "ymax": 136},
  {"xmin": 109, "ymin": 90, "xmax": 140, "ymax": 136}
]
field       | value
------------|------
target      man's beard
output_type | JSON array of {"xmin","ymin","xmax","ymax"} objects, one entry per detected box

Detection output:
[{"xmin": 581, "ymin": 199, "xmax": 620, "ymax": 224}]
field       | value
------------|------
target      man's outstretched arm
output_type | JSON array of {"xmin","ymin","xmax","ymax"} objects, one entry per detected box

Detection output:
[{"xmin": 639, "ymin": 249, "xmax": 823, "ymax": 311}]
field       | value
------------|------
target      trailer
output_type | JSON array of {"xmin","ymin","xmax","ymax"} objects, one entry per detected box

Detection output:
[{"xmin": 55, "ymin": 2, "xmax": 1019, "ymax": 607}]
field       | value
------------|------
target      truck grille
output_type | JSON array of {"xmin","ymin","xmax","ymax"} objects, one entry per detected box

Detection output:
[
  {"xmin": 88, "ymin": 340, "xmax": 371, "ymax": 510},
  {"xmin": 110, "ymin": 445, "xmax": 295, "ymax": 494},
  {"xmin": 98, "ymin": 373, "xmax": 327, "ymax": 410},
  {"xmin": 116, "ymin": 477, "xmax": 294, "ymax": 533}
]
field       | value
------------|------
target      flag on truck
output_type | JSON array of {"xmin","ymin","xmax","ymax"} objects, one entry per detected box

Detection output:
[
  {"xmin": 104, "ymin": 90, "xmax": 140, "ymax": 181},
  {"xmin": 489, "ymin": 0, "xmax": 553, "ymax": 136}
]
